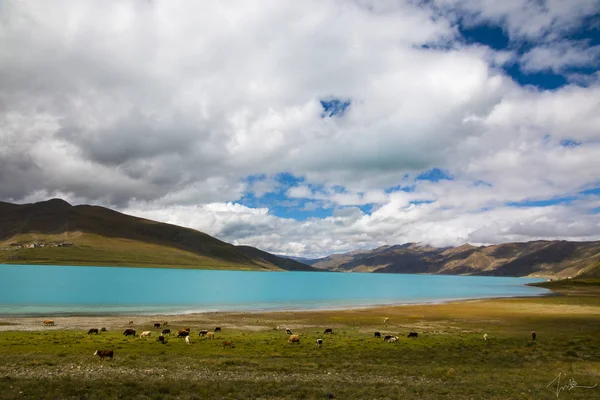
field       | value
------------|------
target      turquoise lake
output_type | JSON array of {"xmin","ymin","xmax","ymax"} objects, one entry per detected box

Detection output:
[{"xmin": 0, "ymin": 264, "xmax": 549, "ymax": 316}]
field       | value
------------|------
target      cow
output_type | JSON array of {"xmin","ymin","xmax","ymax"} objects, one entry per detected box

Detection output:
[
  {"xmin": 87, "ymin": 328, "xmax": 99, "ymax": 335},
  {"xmin": 215, "ymin": 327, "xmax": 221, "ymax": 333},
  {"xmin": 407, "ymin": 332, "xmax": 419, "ymax": 338},
  {"xmin": 43, "ymin": 320, "xmax": 54, "ymax": 326},
  {"xmin": 383, "ymin": 335, "xmax": 393, "ymax": 342},
  {"xmin": 177, "ymin": 329, "xmax": 190, "ymax": 338},
  {"xmin": 183, "ymin": 327, "xmax": 191, "ymax": 332},
  {"xmin": 100, "ymin": 327, "xmax": 107, "ymax": 332},
  {"xmin": 162, "ymin": 328, "xmax": 171, "ymax": 335},
  {"xmin": 531, "ymin": 331, "xmax": 536, "ymax": 340},
  {"xmin": 222, "ymin": 340, "xmax": 234, "ymax": 348},
  {"xmin": 324, "ymin": 328, "xmax": 333, "ymax": 334},
  {"xmin": 206, "ymin": 332, "xmax": 215, "ymax": 340},
  {"xmin": 483, "ymin": 333, "xmax": 488, "ymax": 341},
  {"xmin": 383, "ymin": 317, "xmax": 389, "ymax": 324},
  {"xmin": 163, "ymin": 321, "xmax": 169, "ymax": 326},
  {"xmin": 157, "ymin": 335, "xmax": 165, "ymax": 344},
  {"xmin": 185, "ymin": 336, "xmax": 191, "ymax": 345},
  {"xmin": 374, "ymin": 332, "xmax": 381, "ymax": 338},
  {"xmin": 289, "ymin": 335, "xmax": 300, "ymax": 344},
  {"xmin": 128, "ymin": 321, "xmax": 134, "ymax": 325},
  {"xmin": 387, "ymin": 336, "xmax": 399, "ymax": 343},
  {"xmin": 94, "ymin": 350, "xmax": 114, "ymax": 360},
  {"xmin": 140, "ymin": 331, "xmax": 152, "ymax": 338},
  {"xmin": 316, "ymin": 338, "xmax": 323, "ymax": 347},
  {"xmin": 154, "ymin": 323, "xmax": 161, "ymax": 329},
  {"xmin": 285, "ymin": 328, "xmax": 293, "ymax": 335},
  {"xmin": 123, "ymin": 329, "xmax": 136, "ymax": 337},
  {"xmin": 198, "ymin": 330, "xmax": 208, "ymax": 336}
]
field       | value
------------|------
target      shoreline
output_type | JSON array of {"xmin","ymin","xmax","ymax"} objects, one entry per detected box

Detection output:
[
  {"xmin": 0, "ymin": 291, "xmax": 560, "ymax": 332},
  {"xmin": 0, "ymin": 290, "xmax": 555, "ymax": 319}
]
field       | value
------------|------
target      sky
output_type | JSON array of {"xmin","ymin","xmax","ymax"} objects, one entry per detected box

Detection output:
[{"xmin": 1, "ymin": 0, "xmax": 600, "ymax": 258}]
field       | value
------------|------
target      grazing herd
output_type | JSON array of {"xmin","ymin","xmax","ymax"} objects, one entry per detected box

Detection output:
[{"xmin": 40, "ymin": 318, "xmax": 539, "ymax": 361}]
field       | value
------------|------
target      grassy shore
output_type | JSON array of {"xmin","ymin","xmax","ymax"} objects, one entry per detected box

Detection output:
[{"xmin": 0, "ymin": 287, "xmax": 599, "ymax": 399}]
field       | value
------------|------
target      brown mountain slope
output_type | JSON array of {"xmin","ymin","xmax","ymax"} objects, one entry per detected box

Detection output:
[
  {"xmin": 236, "ymin": 246, "xmax": 321, "ymax": 272},
  {"xmin": 313, "ymin": 241, "xmax": 600, "ymax": 278},
  {"xmin": 0, "ymin": 199, "xmax": 315, "ymax": 271}
]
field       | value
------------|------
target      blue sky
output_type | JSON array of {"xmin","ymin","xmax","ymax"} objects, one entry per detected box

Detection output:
[{"xmin": 2, "ymin": 0, "xmax": 600, "ymax": 257}]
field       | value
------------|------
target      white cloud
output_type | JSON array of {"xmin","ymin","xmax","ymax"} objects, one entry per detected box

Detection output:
[
  {"xmin": 1, "ymin": 0, "xmax": 600, "ymax": 256},
  {"xmin": 520, "ymin": 40, "xmax": 600, "ymax": 73}
]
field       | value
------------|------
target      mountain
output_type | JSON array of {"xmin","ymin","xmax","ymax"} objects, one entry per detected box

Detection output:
[
  {"xmin": 280, "ymin": 255, "xmax": 324, "ymax": 265},
  {"xmin": 311, "ymin": 241, "xmax": 600, "ymax": 278},
  {"xmin": 236, "ymin": 247, "xmax": 321, "ymax": 272},
  {"xmin": 0, "ymin": 199, "xmax": 317, "ymax": 271}
]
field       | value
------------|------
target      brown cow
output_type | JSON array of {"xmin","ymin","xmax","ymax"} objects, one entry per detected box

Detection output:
[
  {"xmin": 163, "ymin": 321, "xmax": 169, "ymax": 326},
  {"xmin": 162, "ymin": 328, "xmax": 171, "ymax": 335},
  {"xmin": 177, "ymin": 329, "xmax": 190, "ymax": 338},
  {"xmin": 206, "ymin": 332, "xmax": 215, "ymax": 340},
  {"xmin": 289, "ymin": 334, "xmax": 300, "ymax": 344},
  {"xmin": 222, "ymin": 340, "xmax": 234, "ymax": 348},
  {"xmin": 94, "ymin": 350, "xmax": 114, "ymax": 360},
  {"xmin": 43, "ymin": 320, "xmax": 54, "ymax": 326},
  {"xmin": 128, "ymin": 321, "xmax": 134, "ymax": 325}
]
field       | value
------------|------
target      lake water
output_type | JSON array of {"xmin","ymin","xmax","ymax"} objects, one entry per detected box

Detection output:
[{"xmin": 0, "ymin": 264, "xmax": 549, "ymax": 316}]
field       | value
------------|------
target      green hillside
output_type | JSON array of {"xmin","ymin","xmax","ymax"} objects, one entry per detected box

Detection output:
[{"xmin": 0, "ymin": 199, "xmax": 315, "ymax": 271}]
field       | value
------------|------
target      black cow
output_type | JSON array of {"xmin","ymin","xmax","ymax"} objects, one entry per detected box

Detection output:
[
  {"xmin": 94, "ymin": 350, "xmax": 114, "ymax": 359},
  {"xmin": 383, "ymin": 335, "xmax": 393, "ymax": 342},
  {"xmin": 407, "ymin": 332, "xmax": 419, "ymax": 338},
  {"xmin": 531, "ymin": 331, "xmax": 536, "ymax": 340},
  {"xmin": 199, "ymin": 330, "xmax": 208, "ymax": 336},
  {"xmin": 286, "ymin": 328, "xmax": 293, "ymax": 335},
  {"xmin": 162, "ymin": 328, "xmax": 171, "ymax": 335},
  {"xmin": 100, "ymin": 327, "xmax": 107, "ymax": 332},
  {"xmin": 157, "ymin": 335, "xmax": 165, "ymax": 344},
  {"xmin": 123, "ymin": 329, "xmax": 136, "ymax": 337},
  {"xmin": 324, "ymin": 328, "xmax": 333, "ymax": 334},
  {"xmin": 316, "ymin": 338, "xmax": 323, "ymax": 347},
  {"xmin": 215, "ymin": 327, "xmax": 221, "ymax": 333},
  {"xmin": 87, "ymin": 328, "xmax": 99, "ymax": 335},
  {"xmin": 154, "ymin": 323, "xmax": 161, "ymax": 328},
  {"xmin": 374, "ymin": 332, "xmax": 381, "ymax": 338}
]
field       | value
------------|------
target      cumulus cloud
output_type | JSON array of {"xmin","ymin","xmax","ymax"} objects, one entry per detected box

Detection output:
[{"xmin": 1, "ymin": 0, "xmax": 600, "ymax": 256}]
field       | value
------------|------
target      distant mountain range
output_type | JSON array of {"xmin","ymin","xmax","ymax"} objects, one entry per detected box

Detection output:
[
  {"xmin": 307, "ymin": 242, "xmax": 600, "ymax": 278},
  {"xmin": 1, "ymin": 199, "xmax": 598, "ymax": 278},
  {"xmin": 0, "ymin": 199, "xmax": 317, "ymax": 272}
]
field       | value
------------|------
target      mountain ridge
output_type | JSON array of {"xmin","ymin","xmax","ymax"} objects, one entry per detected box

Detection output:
[
  {"xmin": 310, "ymin": 240, "xmax": 600, "ymax": 278},
  {"xmin": 0, "ymin": 199, "xmax": 317, "ymax": 271}
]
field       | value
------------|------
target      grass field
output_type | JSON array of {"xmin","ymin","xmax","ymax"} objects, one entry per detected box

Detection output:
[{"xmin": 0, "ymin": 285, "xmax": 599, "ymax": 399}]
